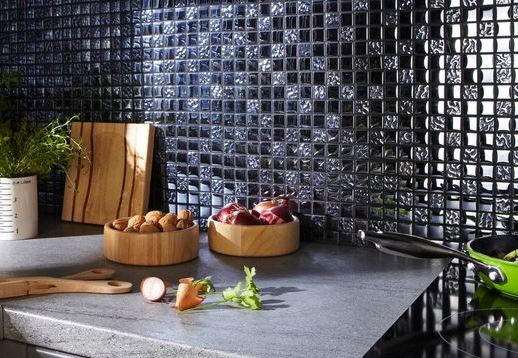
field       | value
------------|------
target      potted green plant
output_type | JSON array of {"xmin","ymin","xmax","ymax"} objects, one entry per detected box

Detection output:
[{"xmin": 0, "ymin": 116, "xmax": 85, "ymax": 240}]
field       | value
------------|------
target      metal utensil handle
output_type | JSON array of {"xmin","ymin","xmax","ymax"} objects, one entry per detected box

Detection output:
[{"xmin": 358, "ymin": 230, "xmax": 506, "ymax": 284}]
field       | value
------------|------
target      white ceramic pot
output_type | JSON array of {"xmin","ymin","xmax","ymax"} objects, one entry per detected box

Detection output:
[{"xmin": 0, "ymin": 175, "xmax": 38, "ymax": 240}]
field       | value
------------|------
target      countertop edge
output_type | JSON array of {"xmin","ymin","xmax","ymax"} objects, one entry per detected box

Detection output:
[
  {"xmin": 356, "ymin": 259, "xmax": 450, "ymax": 357},
  {"xmin": 2, "ymin": 306, "xmax": 245, "ymax": 358}
]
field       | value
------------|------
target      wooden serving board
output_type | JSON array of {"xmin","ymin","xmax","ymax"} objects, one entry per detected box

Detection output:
[{"xmin": 62, "ymin": 122, "xmax": 155, "ymax": 225}]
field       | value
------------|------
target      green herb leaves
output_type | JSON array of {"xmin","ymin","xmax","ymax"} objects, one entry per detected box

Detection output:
[
  {"xmin": 192, "ymin": 276, "xmax": 215, "ymax": 295},
  {"xmin": 244, "ymin": 266, "xmax": 260, "ymax": 295},
  {"xmin": 222, "ymin": 282, "xmax": 262, "ymax": 310},
  {"xmin": 221, "ymin": 266, "xmax": 262, "ymax": 310},
  {"xmin": 181, "ymin": 266, "xmax": 262, "ymax": 312},
  {"xmin": 0, "ymin": 115, "xmax": 86, "ymax": 179}
]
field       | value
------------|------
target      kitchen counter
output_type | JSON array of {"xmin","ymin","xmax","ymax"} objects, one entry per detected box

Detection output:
[{"xmin": 0, "ymin": 225, "xmax": 449, "ymax": 358}]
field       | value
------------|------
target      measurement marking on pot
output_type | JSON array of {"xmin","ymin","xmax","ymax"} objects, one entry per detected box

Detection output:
[{"xmin": 0, "ymin": 185, "xmax": 16, "ymax": 236}]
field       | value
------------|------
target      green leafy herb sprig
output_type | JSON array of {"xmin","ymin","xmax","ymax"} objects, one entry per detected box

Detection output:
[
  {"xmin": 0, "ymin": 115, "xmax": 86, "ymax": 179},
  {"xmin": 192, "ymin": 276, "xmax": 215, "ymax": 295},
  {"xmin": 182, "ymin": 266, "xmax": 262, "ymax": 312}
]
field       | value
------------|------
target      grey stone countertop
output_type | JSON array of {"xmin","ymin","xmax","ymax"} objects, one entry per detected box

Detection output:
[{"xmin": 0, "ymin": 218, "xmax": 449, "ymax": 358}]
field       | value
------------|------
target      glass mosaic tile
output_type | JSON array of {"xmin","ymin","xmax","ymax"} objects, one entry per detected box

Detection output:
[{"xmin": 1, "ymin": 0, "xmax": 517, "ymax": 243}]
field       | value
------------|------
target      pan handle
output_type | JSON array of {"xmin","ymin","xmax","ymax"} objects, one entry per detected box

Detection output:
[{"xmin": 358, "ymin": 230, "xmax": 506, "ymax": 284}]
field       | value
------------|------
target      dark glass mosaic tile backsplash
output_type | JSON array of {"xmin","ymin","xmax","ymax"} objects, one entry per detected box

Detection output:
[{"xmin": 1, "ymin": 0, "xmax": 517, "ymax": 243}]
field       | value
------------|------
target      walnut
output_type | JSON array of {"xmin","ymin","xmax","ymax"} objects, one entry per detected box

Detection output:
[
  {"xmin": 177, "ymin": 209, "xmax": 193, "ymax": 223},
  {"xmin": 176, "ymin": 219, "xmax": 191, "ymax": 230},
  {"xmin": 145, "ymin": 210, "xmax": 164, "ymax": 224},
  {"xmin": 112, "ymin": 218, "xmax": 128, "ymax": 231},
  {"xmin": 123, "ymin": 226, "xmax": 137, "ymax": 233},
  {"xmin": 158, "ymin": 213, "xmax": 177, "ymax": 232},
  {"xmin": 128, "ymin": 215, "xmax": 146, "ymax": 231},
  {"xmin": 161, "ymin": 223, "xmax": 177, "ymax": 232},
  {"xmin": 139, "ymin": 221, "xmax": 161, "ymax": 233}
]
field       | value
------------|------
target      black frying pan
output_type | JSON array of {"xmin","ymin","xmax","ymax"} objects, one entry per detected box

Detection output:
[{"xmin": 358, "ymin": 231, "xmax": 518, "ymax": 299}]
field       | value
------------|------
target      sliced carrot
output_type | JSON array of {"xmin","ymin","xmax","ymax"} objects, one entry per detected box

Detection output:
[
  {"xmin": 179, "ymin": 277, "xmax": 194, "ymax": 285},
  {"xmin": 174, "ymin": 278, "xmax": 205, "ymax": 311},
  {"xmin": 179, "ymin": 277, "xmax": 206, "ymax": 295}
]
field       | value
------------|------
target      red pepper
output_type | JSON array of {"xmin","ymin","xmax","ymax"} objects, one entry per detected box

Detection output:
[
  {"xmin": 251, "ymin": 193, "xmax": 296, "ymax": 217},
  {"xmin": 259, "ymin": 204, "xmax": 293, "ymax": 225},
  {"xmin": 221, "ymin": 209, "xmax": 263, "ymax": 225},
  {"xmin": 214, "ymin": 202, "xmax": 246, "ymax": 222}
]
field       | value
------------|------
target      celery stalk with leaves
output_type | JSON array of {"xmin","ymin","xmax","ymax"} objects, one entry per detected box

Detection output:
[{"xmin": 180, "ymin": 266, "xmax": 262, "ymax": 312}]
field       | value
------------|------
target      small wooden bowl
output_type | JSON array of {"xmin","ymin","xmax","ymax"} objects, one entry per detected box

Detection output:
[
  {"xmin": 208, "ymin": 215, "xmax": 300, "ymax": 257},
  {"xmin": 103, "ymin": 220, "xmax": 199, "ymax": 266}
]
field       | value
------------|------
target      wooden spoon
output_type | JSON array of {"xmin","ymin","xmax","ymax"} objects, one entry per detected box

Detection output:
[
  {"xmin": 0, "ymin": 278, "xmax": 132, "ymax": 299},
  {"xmin": 0, "ymin": 268, "xmax": 132, "ymax": 299}
]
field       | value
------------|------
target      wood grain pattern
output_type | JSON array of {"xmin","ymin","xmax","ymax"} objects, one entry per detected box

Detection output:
[
  {"xmin": 0, "ymin": 280, "xmax": 27, "ymax": 299},
  {"xmin": 0, "ymin": 278, "xmax": 132, "ymax": 299},
  {"xmin": 62, "ymin": 122, "xmax": 155, "ymax": 225},
  {"xmin": 0, "ymin": 268, "xmax": 116, "ymax": 283},
  {"xmin": 208, "ymin": 216, "xmax": 300, "ymax": 257},
  {"xmin": 104, "ymin": 221, "xmax": 200, "ymax": 266}
]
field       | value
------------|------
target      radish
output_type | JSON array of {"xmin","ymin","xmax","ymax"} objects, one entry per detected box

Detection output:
[{"xmin": 140, "ymin": 277, "xmax": 167, "ymax": 302}]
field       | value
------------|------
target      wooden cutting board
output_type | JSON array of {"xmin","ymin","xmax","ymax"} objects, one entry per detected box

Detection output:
[{"xmin": 62, "ymin": 122, "xmax": 155, "ymax": 225}]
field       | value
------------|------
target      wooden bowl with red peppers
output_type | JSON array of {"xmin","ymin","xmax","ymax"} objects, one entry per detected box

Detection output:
[{"xmin": 208, "ymin": 196, "xmax": 300, "ymax": 257}]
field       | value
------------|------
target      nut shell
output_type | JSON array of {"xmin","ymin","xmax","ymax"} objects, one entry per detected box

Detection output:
[
  {"xmin": 177, "ymin": 209, "xmax": 193, "ymax": 223},
  {"xmin": 160, "ymin": 223, "xmax": 177, "ymax": 232},
  {"xmin": 128, "ymin": 215, "xmax": 146, "ymax": 231},
  {"xmin": 139, "ymin": 221, "xmax": 161, "ymax": 233},
  {"xmin": 158, "ymin": 213, "xmax": 178, "ymax": 232},
  {"xmin": 123, "ymin": 226, "xmax": 137, "ymax": 233},
  {"xmin": 112, "ymin": 218, "xmax": 128, "ymax": 231},
  {"xmin": 176, "ymin": 219, "xmax": 191, "ymax": 230},
  {"xmin": 145, "ymin": 210, "xmax": 164, "ymax": 224}
]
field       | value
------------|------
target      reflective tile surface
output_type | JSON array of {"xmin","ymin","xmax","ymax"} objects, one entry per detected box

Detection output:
[{"xmin": 1, "ymin": 1, "xmax": 517, "ymax": 243}]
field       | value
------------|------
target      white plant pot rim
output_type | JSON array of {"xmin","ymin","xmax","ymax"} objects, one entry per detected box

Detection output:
[{"xmin": 0, "ymin": 174, "xmax": 37, "ymax": 180}]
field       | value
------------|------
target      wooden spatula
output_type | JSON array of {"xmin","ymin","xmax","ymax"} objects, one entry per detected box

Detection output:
[
  {"xmin": 0, "ymin": 278, "xmax": 132, "ymax": 299},
  {"xmin": 0, "ymin": 268, "xmax": 132, "ymax": 299},
  {"xmin": 0, "ymin": 268, "xmax": 116, "ymax": 283}
]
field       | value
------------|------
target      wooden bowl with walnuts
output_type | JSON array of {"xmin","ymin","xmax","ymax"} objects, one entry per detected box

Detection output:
[{"xmin": 103, "ymin": 210, "xmax": 199, "ymax": 266}]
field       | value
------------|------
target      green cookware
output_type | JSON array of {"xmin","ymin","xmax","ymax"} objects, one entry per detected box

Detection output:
[
  {"xmin": 359, "ymin": 231, "xmax": 518, "ymax": 299},
  {"xmin": 473, "ymin": 286, "xmax": 518, "ymax": 345},
  {"xmin": 468, "ymin": 235, "xmax": 518, "ymax": 299}
]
